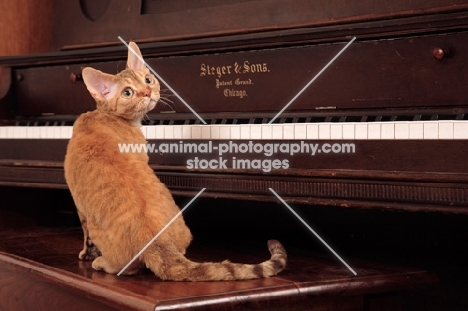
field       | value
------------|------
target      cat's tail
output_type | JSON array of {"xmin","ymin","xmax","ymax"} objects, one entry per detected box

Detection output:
[{"xmin": 143, "ymin": 240, "xmax": 287, "ymax": 281}]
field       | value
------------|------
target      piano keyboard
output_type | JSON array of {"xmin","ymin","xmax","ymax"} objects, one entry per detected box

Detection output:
[{"xmin": 1, "ymin": 120, "xmax": 468, "ymax": 140}]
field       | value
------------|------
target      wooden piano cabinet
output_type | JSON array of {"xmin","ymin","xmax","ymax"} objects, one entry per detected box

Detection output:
[{"xmin": 0, "ymin": 0, "xmax": 55, "ymax": 56}]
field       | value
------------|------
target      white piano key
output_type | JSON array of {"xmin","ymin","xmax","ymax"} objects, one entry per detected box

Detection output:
[
  {"xmin": 10, "ymin": 126, "xmax": 19, "ymax": 138},
  {"xmin": 38, "ymin": 127, "xmax": 48, "ymax": 139},
  {"xmin": 3, "ymin": 126, "xmax": 9, "ymax": 138},
  {"xmin": 283, "ymin": 124, "xmax": 294, "ymax": 139},
  {"xmin": 355, "ymin": 123, "xmax": 368, "ymax": 139},
  {"xmin": 45, "ymin": 127, "xmax": 56, "ymax": 139},
  {"xmin": 261, "ymin": 124, "xmax": 273, "ymax": 139},
  {"xmin": 250, "ymin": 125, "xmax": 262, "ymax": 139},
  {"xmin": 409, "ymin": 122, "xmax": 424, "ymax": 139},
  {"xmin": 201, "ymin": 126, "xmax": 211, "ymax": 139},
  {"xmin": 191, "ymin": 126, "xmax": 202, "ymax": 139},
  {"xmin": 330, "ymin": 123, "xmax": 343, "ymax": 139},
  {"xmin": 26, "ymin": 127, "xmax": 40, "ymax": 139},
  {"xmin": 165, "ymin": 125, "xmax": 174, "ymax": 139},
  {"xmin": 13, "ymin": 126, "xmax": 28, "ymax": 138},
  {"xmin": 219, "ymin": 125, "xmax": 231, "ymax": 139},
  {"xmin": 8, "ymin": 126, "xmax": 17, "ymax": 138},
  {"xmin": 62, "ymin": 126, "xmax": 73, "ymax": 139},
  {"xmin": 182, "ymin": 125, "xmax": 192, "ymax": 139},
  {"xmin": 145, "ymin": 125, "xmax": 156, "ymax": 139},
  {"xmin": 0, "ymin": 127, "xmax": 7, "ymax": 138},
  {"xmin": 342, "ymin": 123, "xmax": 355, "ymax": 139},
  {"xmin": 209, "ymin": 126, "xmax": 220, "ymax": 139},
  {"xmin": 423, "ymin": 121, "xmax": 439, "ymax": 139},
  {"xmin": 394, "ymin": 122, "xmax": 409, "ymax": 139},
  {"xmin": 271, "ymin": 124, "xmax": 283, "ymax": 139},
  {"xmin": 56, "ymin": 127, "xmax": 66, "ymax": 139},
  {"xmin": 294, "ymin": 124, "xmax": 307, "ymax": 139},
  {"xmin": 53, "ymin": 126, "xmax": 62, "ymax": 139},
  {"xmin": 230, "ymin": 126, "xmax": 241, "ymax": 139},
  {"xmin": 172, "ymin": 125, "xmax": 183, "ymax": 139},
  {"xmin": 240, "ymin": 125, "xmax": 250, "ymax": 139},
  {"xmin": 155, "ymin": 126, "xmax": 165, "ymax": 139},
  {"xmin": 381, "ymin": 123, "xmax": 395, "ymax": 139},
  {"xmin": 7, "ymin": 121, "xmax": 468, "ymax": 142},
  {"xmin": 454, "ymin": 121, "xmax": 468, "ymax": 139},
  {"xmin": 318, "ymin": 123, "xmax": 331, "ymax": 139},
  {"xmin": 306, "ymin": 124, "xmax": 319, "ymax": 139},
  {"xmin": 438, "ymin": 121, "xmax": 454, "ymax": 139},
  {"xmin": 367, "ymin": 123, "xmax": 380, "ymax": 139}
]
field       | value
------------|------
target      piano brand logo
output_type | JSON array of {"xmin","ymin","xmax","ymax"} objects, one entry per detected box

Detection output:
[
  {"xmin": 117, "ymin": 141, "xmax": 356, "ymax": 173},
  {"xmin": 200, "ymin": 60, "xmax": 270, "ymax": 99},
  {"xmin": 200, "ymin": 61, "xmax": 269, "ymax": 78}
]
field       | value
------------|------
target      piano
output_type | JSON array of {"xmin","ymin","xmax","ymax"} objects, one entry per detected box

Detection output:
[{"xmin": 1, "ymin": 0, "xmax": 468, "ymax": 310}]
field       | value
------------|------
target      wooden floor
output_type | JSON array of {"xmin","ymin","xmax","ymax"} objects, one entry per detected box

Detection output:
[{"xmin": 1, "ymin": 187, "xmax": 467, "ymax": 310}]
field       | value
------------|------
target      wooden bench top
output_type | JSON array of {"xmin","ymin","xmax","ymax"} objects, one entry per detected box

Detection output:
[{"xmin": 0, "ymin": 227, "xmax": 437, "ymax": 310}]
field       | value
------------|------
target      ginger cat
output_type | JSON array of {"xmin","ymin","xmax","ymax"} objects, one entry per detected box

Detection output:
[{"xmin": 64, "ymin": 42, "xmax": 287, "ymax": 281}]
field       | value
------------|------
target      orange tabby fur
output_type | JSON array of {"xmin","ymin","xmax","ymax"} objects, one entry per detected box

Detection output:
[{"xmin": 64, "ymin": 42, "xmax": 287, "ymax": 281}]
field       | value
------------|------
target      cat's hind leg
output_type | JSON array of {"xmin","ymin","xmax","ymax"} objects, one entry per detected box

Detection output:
[
  {"xmin": 77, "ymin": 210, "xmax": 101, "ymax": 261},
  {"xmin": 174, "ymin": 218, "xmax": 192, "ymax": 255}
]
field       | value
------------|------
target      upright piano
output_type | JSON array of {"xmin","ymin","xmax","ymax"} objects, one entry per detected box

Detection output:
[{"xmin": 1, "ymin": 1, "xmax": 468, "ymax": 310}]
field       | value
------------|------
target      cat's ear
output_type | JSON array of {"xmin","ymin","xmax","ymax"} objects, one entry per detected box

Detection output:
[
  {"xmin": 126, "ymin": 42, "xmax": 146, "ymax": 71},
  {"xmin": 82, "ymin": 67, "xmax": 117, "ymax": 101}
]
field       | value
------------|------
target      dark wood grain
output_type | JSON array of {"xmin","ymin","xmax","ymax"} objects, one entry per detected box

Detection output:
[
  {"xmin": 0, "ymin": 0, "xmax": 55, "ymax": 56},
  {"xmin": 52, "ymin": 0, "xmax": 468, "ymax": 50}
]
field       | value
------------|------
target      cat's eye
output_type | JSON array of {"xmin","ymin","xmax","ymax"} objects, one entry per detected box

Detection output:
[
  {"xmin": 122, "ymin": 88, "xmax": 134, "ymax": 98},
  {"xmin": 145, "ymin": 76, "xmax": 155, "ymax": 85}
]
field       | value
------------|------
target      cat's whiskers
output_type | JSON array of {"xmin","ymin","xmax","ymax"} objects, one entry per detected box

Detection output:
[
  {"xmin": 142, "ymin": 113, "xmax": 152, "ymax": 124},
  {"xmin": 157, "ymin": 96, "xmax": 176, "ymax": 111}
]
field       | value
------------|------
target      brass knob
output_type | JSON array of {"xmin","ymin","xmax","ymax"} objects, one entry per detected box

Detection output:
[
  {"xmin": 433, "ymin": 47, "xmax": 449, "ymax": 60},
  {"xmin": 70, "ymin": 72, "xmax": 82, "ymax": 83}
]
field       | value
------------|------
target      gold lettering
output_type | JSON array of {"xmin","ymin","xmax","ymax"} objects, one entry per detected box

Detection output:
[
  {"xmin": 234, "ymin": 62, "xmax": 241, "ymax": 74},
  {"xmin": 216, "ymin": 79, "xmax": 233, "ymax": 89},
  {"xmin": 235, "ymin": 78, "xmax": 253, "ymax": 86},
  {"xmin": 224, "ymin": 89, "xmax": 247, "ymax": 99},
  {"xmin": 201, "ymin": 61, "xmax": 269, "ymax": 77},
  {"xmin": 200, "ymin": 63, "xmax": 206, "ymax": 77},
  {"xmin": 242, "ymin": 61, "xmax": 269, "ymax": 74}
]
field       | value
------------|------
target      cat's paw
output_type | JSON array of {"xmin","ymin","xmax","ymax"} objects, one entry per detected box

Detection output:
[
  {"xmin": 79, "ymin": 247, "xmax": 101, "ymax": 261},
  {"xmin": 78, "ymin": 238, "xmax": 102, "ymax": 261},
  {"xmin": 91, "ymin": 256, "xmax": 108, "ymax": 271}
]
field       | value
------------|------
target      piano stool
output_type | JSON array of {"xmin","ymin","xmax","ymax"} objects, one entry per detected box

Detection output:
[{"xmin": 2, "ymin": 186, "xmax": 467, "ymax": 311}]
